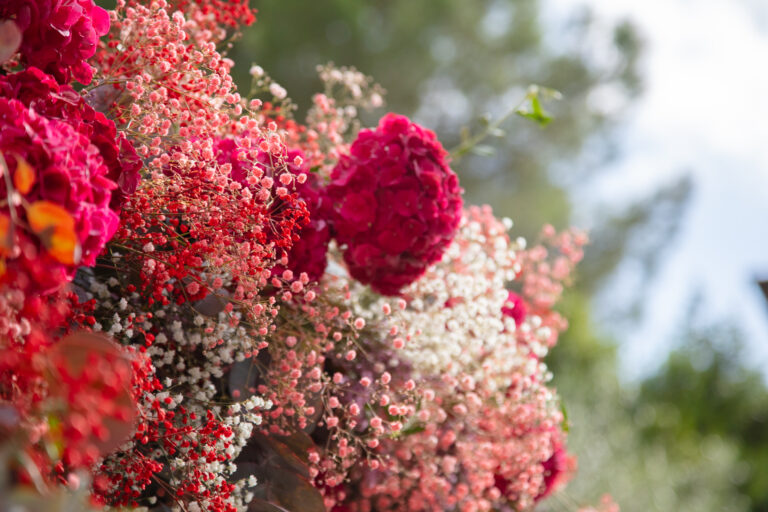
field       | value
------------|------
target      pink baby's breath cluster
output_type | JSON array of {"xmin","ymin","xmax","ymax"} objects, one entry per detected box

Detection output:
[
  {"xmin": 0, "ymin": 2, "xmax": 611, "ymax": 512},
  {"xmin": 330, "ymin": 207, "xmax": 583, "ymax": 511}
]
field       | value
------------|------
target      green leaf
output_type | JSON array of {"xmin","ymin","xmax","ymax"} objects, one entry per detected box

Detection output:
[
  {"xmin": 560, "ymin": 402, "xmax": 570, "ymax": 433},
  {"xmin": 515, "ymin": 84, "xmax": 560, "ymax": 127},
  {"xmin": 399, "ymin": 424, "xmax": 426, "ymax": 436},
  {"xmin": 488, "ymin": 127, "xmax": 506, "ymax": 137},
  {"xmin": 470, "ymin": 144, "xmax": 495, "ymax": 157}
]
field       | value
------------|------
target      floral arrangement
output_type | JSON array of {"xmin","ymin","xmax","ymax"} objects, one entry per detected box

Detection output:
[{"xmin": 0, "ymin": 1, "xmax": 617, "ymax": 511}]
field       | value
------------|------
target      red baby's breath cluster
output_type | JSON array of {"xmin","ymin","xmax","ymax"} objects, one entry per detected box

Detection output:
[
  {"xmin": 0, "ymin": 2, "xmax": 612, "ymax": 512},
  {"xmin": 171, "ymin": 0, "xmax": 256, "ymax": 29}
]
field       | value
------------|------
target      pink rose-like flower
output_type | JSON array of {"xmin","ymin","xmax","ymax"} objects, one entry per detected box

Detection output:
[
  {"xmin": 0, "ymin": 97, "xmax": 118, "ymax": 293},
  {"xmin": 0, "ymin": 68, "xmax": 141, "ymax": 209},
  {"xmin": 326, "ymin": 113, "xmax": 463, "ymax": 295},
  {"xmin": 0, "ymin": 0, "xmax": 109, "ymax": 84},
  {"xmin": 214, "ymin": 138, "xmax": 331, "ymax": 282}
]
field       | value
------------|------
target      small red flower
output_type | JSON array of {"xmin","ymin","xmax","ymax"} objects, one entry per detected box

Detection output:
[{"xmin": 536, "ymin": 438, "xmax": 575, "ymax": 501}]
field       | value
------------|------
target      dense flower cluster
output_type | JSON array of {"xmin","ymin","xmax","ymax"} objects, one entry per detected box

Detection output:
[
  {"xmin": 331, "ymin": 208, "xmax": 585, "ymax": 511},
  {"xmin": 326, "ymin": 113, "xmax": 463, "ymax": 295},
  {"xmin": 0, "ymin": 2, "xmax": 613, "ymax": 512},
  {"xmin": 172, "ymin": 0, "xmax": 256, "ymax": 28},
  {"xmin": 0, "ymin": 93, "xmax": 119, "ymax": 294},
  {"xmin": 216, "ymin": 137, "xmax": 331, "ymax": 282},
  {"xmin": 0, "ymin": 0, "xmax": 109, "ymax": 84}
]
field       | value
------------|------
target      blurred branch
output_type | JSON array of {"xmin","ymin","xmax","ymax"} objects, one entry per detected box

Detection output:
[{"xmin": 450, "ymin": 85, "xmax": 561, "ymax": 161}]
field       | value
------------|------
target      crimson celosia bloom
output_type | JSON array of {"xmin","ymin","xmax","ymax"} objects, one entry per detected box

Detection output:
[
  {"xmin": 0, "ymin": 68, "xmax": 141, "ymax": 209},
  {"xmin": 0, "ymin": 0, "xmax": 109, "ymax": 84},
  {"xmin": 280, "ymin": 169, "xmax": 332, "ymax": 283},
  {"xmin": 0, "ymin": 97, "xmax": 118, "ymax": 293},
  {"xmin": 327, "ymin": 113, "xmax": 463, "ymax": 295}
]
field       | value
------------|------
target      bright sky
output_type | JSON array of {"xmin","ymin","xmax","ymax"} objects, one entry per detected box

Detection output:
[{"xmin": 545, "ymin": 0, "xmax": 768, "ymax": 378}]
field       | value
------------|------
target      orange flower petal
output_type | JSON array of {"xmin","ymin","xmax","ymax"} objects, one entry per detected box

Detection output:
[
  {"xmin": 46, "ymin": 225, "xmax": 81, "ymax": 265},
  {"xmin": 12, "ymin": 155, "xmax": 35, "ymax": 195},
  {"xmin": 26, "ymin": 201, "xmax": 75, "ymax": 234},
  {"xmin": 26, "ymin": 201, "xmax": 80, "ymax": 265},
  {"xmin": 0, "ymin": 214, "xmax": 11, "ymax": 257}
]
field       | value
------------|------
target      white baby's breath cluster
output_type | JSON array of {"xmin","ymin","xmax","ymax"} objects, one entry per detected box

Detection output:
[
  {"xmin": 346, "ymin": 207, "xmax": 554, "ymax": 391},
  {"xmin": 335, "ymin": 206, "xmax": 556, "ymax": 390}
]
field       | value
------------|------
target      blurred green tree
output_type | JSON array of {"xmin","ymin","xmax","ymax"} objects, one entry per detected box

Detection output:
[
  {"xmin": 635, "ymin": 313, "xmax": 768, "ymax": 511},
  {"xmin": 546, "ymin": 294, "xmax": 752, "ymax": 512}
]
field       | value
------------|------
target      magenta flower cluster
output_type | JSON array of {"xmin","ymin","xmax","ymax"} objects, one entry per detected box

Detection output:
[
  {"xmin": 214, "ymin": 113, "xmax": 462, "ymax": 295},
  {"xmin": 326, "ymin": 113, "xmax": 463, "ymax": 295},
  {"xmin": 0, "ymin": 68, "xmax": 141, "ymax": 209},
  {"xmin": 0, "ymin": 69, "xmax": 138, "ymax": 291},
  {"xmin": 0, "ymin": 0, "xmax": 109, "ymax": 84}
]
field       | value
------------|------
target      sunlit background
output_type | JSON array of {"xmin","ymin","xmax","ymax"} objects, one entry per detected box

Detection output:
[
  {"xmin": 233, "ymin": 1, "xmax": 768, "ymax": 510},
  {"xmin": 550, "ymin": 0, "xmax": 768, "ymax": 380}
]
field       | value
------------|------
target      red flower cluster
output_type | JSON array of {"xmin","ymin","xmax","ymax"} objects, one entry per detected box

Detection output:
[
  {"xmin": 277, "ymin": 167, "xmax": 331, "ymax": 283},
  {"xmin": 0, "ymin": 331, "xmax": 138, "ymax": 479},
  {"xmin": 326, "ymin": 113, "xmax": 463, "ymax": 295},
  {"xmin": 0, "ymin": 70, "xmax": 135, "ymax": 293},
  {"xmin": 0, "ymin": 0, "xmax": 109, "ymax": 84}
]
